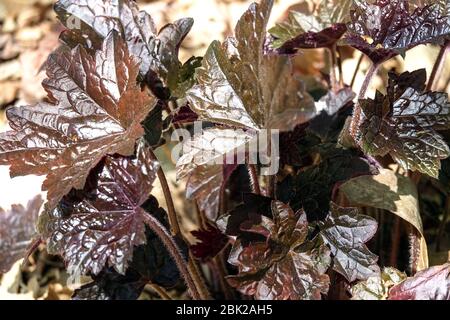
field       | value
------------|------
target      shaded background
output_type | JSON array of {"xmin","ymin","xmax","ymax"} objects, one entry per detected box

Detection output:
[{"xmin": 0, "ymin": 0, "xmax": 449, "ymax": 299}]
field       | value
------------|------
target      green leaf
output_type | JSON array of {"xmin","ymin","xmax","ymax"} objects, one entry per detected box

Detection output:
[{"xmin": 171, "ymin": 56, "xmax": 203, "ymax": 99}]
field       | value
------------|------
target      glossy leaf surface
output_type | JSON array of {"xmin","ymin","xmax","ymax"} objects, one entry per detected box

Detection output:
[
  {"xmin": 318, "ymin": 203, "xmax": 380, "ymax": 282},
  {"xmin": 0, "ymin": 33, "xmax": 156, "ymax": 210},
  {"xmin": 346, "ymin": 0, "xmax": 450, "ymax": 64},
  {"xmin": 357, "ymin": 69, "xmax": 450, "ymax": 177},
  {"xmin": 39, "ymin": 144, "xmax": 159, "ymax": 276}
]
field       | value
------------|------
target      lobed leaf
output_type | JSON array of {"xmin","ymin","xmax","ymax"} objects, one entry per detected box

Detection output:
[
  {"xmin": 191, "ymin": 225, "xmax": 229, "ymax": 261},
  {"xmin": 186, "ymin": 164, "xmax": 237, "ymax": 221},
  {"xmin": 269, "ymin": 0, "xmax": 349, "ymax": 52},
  {"xmin": 224, "ymin": 201, "xmax": 331, "ymax": 300},
  {"xmin": 340, "ymin": 168, "xmax": 429, "ymax": 271},
  {"xmin": 388, "ymin": 263, "xmax": 450, "ymax": 300},
  {"xmin": 318, "ymin": 203, "xmax": 380, "ymax": 282},
  {"xmin": 186, "ymin": 0, "xmax": 315, "ymax": 132},
  {"xmin": 0, "ymin": 196, "xmax": 43, "ymax": 274},
  {"xmin": 0, "ymin": 33, "xmax": 156, "ymax": 210},
  {"xmin": 55, "ymin": 0, "xmax": 193, "ymax": 95},
  {"xmin": 72, "ymin": 268, "xmax": 147, "ymax": 300},
  {"xmin": 351, "ymin": 267, "xmax": 406, "ymax": 300},
  {"xmin": 278, "ymin": 147, "xmax": 379, "ymax": 221},
  {"xmin": 39, "ymin": 143, "xmax": 159, "ymax": 276}
]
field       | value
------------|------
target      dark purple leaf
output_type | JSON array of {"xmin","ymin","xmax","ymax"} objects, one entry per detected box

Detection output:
[
  {"xmin": 172, "ymin": 104, "xmax": 198, "ymax": 125},
  {"xmin": 72, "ymin": 268, "xmax": 147, "ymax": 300},
  {"xmin": 0, "ymin": 196, "xmax": 43, "ymax": 273},
  {"xmin": 226, "ymin": 201, "xmax": 331, "ymax": 300},
  {"xmin": 272, "ymin": 24, "xmax": 346, "ymax": 53},
  {"xmin": 216, "ymin": 193, "xmax": 273, "ymax": 237},
  {"xmin": 142, "ymin": 100, "xmax": 164, "ymax": 148},
  {"xmin": 38, "ymin": 143, "xmax": 159, "ymax": 276},
  {"xmin": 269, "ymin": 0, "xmax": 351, "ymax": 51},
  {"xmin": 346, "ymin": 1, "xmax": 450, "ymax": 64},
  {"xmin": 278, "ymin": 147, "xmax": 379, "ymax": 221},
  {"xmin": 191, "ymin": 225, "xmax": 228, "ymax": 261}
]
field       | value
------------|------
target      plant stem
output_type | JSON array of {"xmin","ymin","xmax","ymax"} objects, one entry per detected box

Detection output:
[
  {"xmin": 349, "ymin": 62, "xmax": 379, "ymax": 140},
  {"xmin": 148, "ymin": 283, "xmax": 172, "ymax": 300},
  {"xmin": 350, "ymin": 53, "xmax": 364, "ymax": 88},
  {"xmin": 266, "ymin": 175, "xmax": 276, "ymax": 199},
  {"xmin": 142, "ymin": 212, "xmax": 201, "ymax": 300},
  {"xmin": 408, "ymin": 226, "xmax": 420, "ymax": 276},
  {"xmin": 188, "ymin": 253, "xmax": 212, "ymax": 300},
  {"xmin": 148, "ymin": 149, "xmax": 181, "ymax": 236},
  {"xmin": 389, "ymin": 216, "xmax": 401, "ymax": 268},
  {"xmin": 336, "ymin": 46, "xmax": 344, "ymax": 87},
  {"xmin": 328, "ymin": 45, "xmax": 338, "ymax": 92},
  {"xmin": 247, "ymin": 164, "xmax": 261, "ymax": 194},
  {"xmin": 427, "ymin": 40, "xmax": 450, "ymax": 91},
  {"xmin": 148, "ymin": 148, "xmax": 211, "ymax": 299},
  {"xmin": 214, "ymin": 252, "xmax": 236, "ymax": 300},
  {"xmin": 194, "ymin": 200, "xmax": 208, "ymax": 230}
]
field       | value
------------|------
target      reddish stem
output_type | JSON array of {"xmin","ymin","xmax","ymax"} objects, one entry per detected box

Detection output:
[
  {"xmin": 142, "ymin": 212, "xmax": 201, "ymax": 300},
  {"xmin": 349, "ymin": 63, "xmax": 380, "ymax": 140},
  {"xmin": 350, "ymin": 53, "xmax": 364, "ymax": 88},
  {"xmin": 427, "ymin": 41, "xmax": 450, "ymax": 91}
]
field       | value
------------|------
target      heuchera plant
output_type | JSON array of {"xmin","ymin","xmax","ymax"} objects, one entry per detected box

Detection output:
[{"xmin": 0, "ymin": 0, "xmax": 450, "ymax": 300}]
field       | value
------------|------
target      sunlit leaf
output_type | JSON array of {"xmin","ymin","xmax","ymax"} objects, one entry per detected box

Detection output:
[
  {"xmin": 315, "ymin": 88, "xmax": 355, "ymax": 116},
  {"xmin": 269, "ymin": 0, "xmax": 353, "ymax": 51},
  {"xmin": 346, "ymin": 0, "xmax": 450, "ymax": 64},
  {"xmin": 186, "ymin": 0, "xmax": 315, "ymax": 132},
  {"xmin": 72, "ymin": 201, "xmax": 186, "ymax": 300},
  {"xmin": 186, "ymin": 164, "xmax": 237, "ymax": 221},
  {"xmin": 388, "ymin": 263, "xmax": 450, "ymax": 300},
  {"xmin": 357, "ymin": 69, "xmax": 450, "ymax": 178},
  {"xmin": 0, "ymin": 196, "xmax": 43, "ymax": 274},
  {"xmin": 340, "ymin": 168, "xmax": 429, "ymax": 270},
  {"xmin": 0, "ymin": 33, "xmax": 156, "ymax": 210},
  {"xmin": 39, "ymin": 144, "xmax": 159, "ymax": 276},
  {"xmin": 318, "ymin": 203, "xmax": 379, "ymax": 282},
  {"xmin": 55, "ymin": 0, "xmax": 193, "ymax": 95},
  {"xmin": 176, "ymin": 128, "xmax": 254, "ymax": 180}
]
